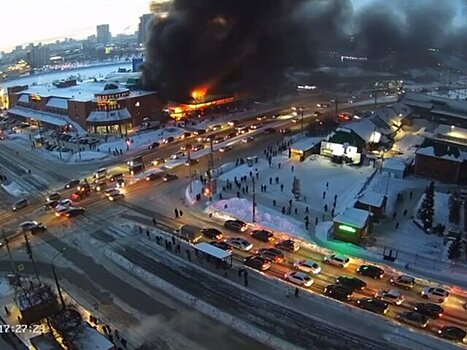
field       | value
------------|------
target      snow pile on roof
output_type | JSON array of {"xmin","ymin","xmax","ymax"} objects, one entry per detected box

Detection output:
[
  {"xmin": 8, "ymin": 106, "xmax": 69, "ymax": 126},
  {"xmin": 433, "ymin": 124, "xmax": 467, "ymax": 143},
  {"xmin": 70, "ymin": 325, "xmax": 114, "ymax": 350},
  {"xmin": 342, "ymin": 119, "xmax": 383, "ymax": 143},
  {"xmin": 87, "ymin": 108, "xmax": 131, "ymax": 122},
  {"xmin": 334, "ymin": 207, "xmax": 370, "ymax": 228},
  {"xmin": 382, "ymin": 157, "xmax": 412, "ymax": 172},
  {"xmin": 416, "ymin": 146, "xmax": 467, "ymax": 162},
  {"xmin": 46, "ymin": 97, "xmax": 69, "ymax": 110},
  {"xmin": 393, "ymin": 134, "xmax": 425, "ymax": 153},
  {"xmin": 290, "ymin": 137, "xmax": 322, "ymax": 151},
  {"xmin": 389, "ymin": 102, "xmax": 413, "ymax": 118},
  {"xmin": 18, "ymin": 94, "xmax": 29, "ymax": 103},
  {"xmin": 356, "ymin": 191, "xmax": 386, "ymax": 207}
]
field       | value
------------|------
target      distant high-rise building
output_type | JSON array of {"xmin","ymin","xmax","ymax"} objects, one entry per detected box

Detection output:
[
  {"xmin": 138, "ymin": 14, "xmax": 154, "ymax": 45},
  {"xmin": 27, "ymin": 45, "xmax": 50, "ymax": 68},
  {"xmin": 96, "ymin": 24, "xmax": 111, "ymax": 45}
]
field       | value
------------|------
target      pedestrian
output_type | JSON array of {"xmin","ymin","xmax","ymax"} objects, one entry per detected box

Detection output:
[
  {"xmin": 392, "ymin": 212, "xmax": 397, "ymax": 219},
  {"xmin": 278, "ymin": 163, "xmax": 281, "ymax": 169},
  {"xmin": 244, "ymin": 270, "xmax": 248, "ymax": 287},
  {"xmin": 315, "ymin": 217, "xmax": 318, "ymax": 225},
  {"xmin": 326, "ymin": 181, "xmax": 329, "ymax": 189},
  {"xmin": 305, "ymin": 206, "xmax": 309, "ymax": 214},
  {"xmin": 280, "ymin": 184, "xmax": 284, "ymax": 192},
  {"xmin": 409, "ymin": 191, "xmax": 413, "ymax": 199},
  {"xmin": 281, "ymin": 206, "xmax": 286, "ymax": 215},
  {"xmin": 263, "ymin": 185, "xmax": 266, "ymax": 192},
  {"xmin": 291, "ymin": 165, "xmax": 294, "ymax": 172},
  {"xmin": 395, "ymin": 222, "xmax": 400, "ymax": 229},
  {"xmin": 152, "ymin": 217, "xmax": 157, "ymax": 226},
  {"xmin": 273, "ymin": 199, "xmax": 276, "ymax": 207},
  {"xmin": 242, "ymin": 187, "xmax": 245, "ymax": 194},
  {"xmin": 171, "ymin": 236, "xmax": 176, "ymax": 245},
  {"xmin": 331, "ymin": 208, "xmax": 335, "ymax": 217},
  {"xmin": 275, "ymin": 176, "xmax": 279, "ymax": 184},
  {"xmin": 305, "ymin": 221, "xmax": 309, "ymax": 230},
  {"xmin": 237, "ymin": 191, "xmax": 240, "ymax": 198},
  {"xmin": 246, "ymin": 185, "xmax": 249, "ymax": 192},
  {"xmin": 322, "ymin": 191, "xmax": 326, "ymax": 199},
  {"xmin": 146, "ymin": 230, "xmax": 150, "ymax": 238},
  {"xmin": 256, "ymin": 172, "xmax": 259, "ymax": 180},
  {"xmin": 174, "ymin": 208, "xmax": 179, "ymax": 218},
  {"xmin": 294, "ymin": 208, "xmax": 298, "ymax": 215},
  {"xmin": 334, "ymin": 194, "xmax": 337, "ymax": 201},
  {"xmin": 179, "ymin": 210, "xmax": 183, "ymax": 217},
  {"xmin": 403, "ymin": 209, "xmax": 408, "ymax": 216},
  {"xmin": 289, "ymin": 199, "xmax": 293, "ymax": 206},
  {"xmin": 294, "ymin": 287, "xmax": 299, "ymax": 297},
  {"xmin": 324, "ymin": 204, "xmax": 328, "ymax": 212}
]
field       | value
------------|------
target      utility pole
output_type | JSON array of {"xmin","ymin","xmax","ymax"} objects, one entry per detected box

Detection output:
[
  {"xmin": 252, "ymin": 177, "xmax": 256, "ymax": 223},
  {"xmin": 51, "ymin": 249, "xmax": 66, "ymax": 310},
  {"xmin": 207, "ymin": 138, "xmax": 214, "ymax": 201},
  {"xmin": 24, "ymin": 233, "xmax": 41, "ymax": 285}
]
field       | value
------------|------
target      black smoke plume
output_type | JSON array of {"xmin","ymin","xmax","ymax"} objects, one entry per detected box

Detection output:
[{"xmin": 141, "ymin": 0, "xmax": 467, "ymax": 100}]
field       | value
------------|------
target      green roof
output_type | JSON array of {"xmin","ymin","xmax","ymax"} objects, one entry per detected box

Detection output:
[{"xmin": 327, "ymin": 130, "xmax": 366, "ymax": 150}]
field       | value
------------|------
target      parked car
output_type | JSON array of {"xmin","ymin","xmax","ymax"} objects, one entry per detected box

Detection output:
[
  {"xmin": 18, "ymin": 221, "xmax": 46, "ymax": 233},
  {"xmin": 64, "ymin": 179, "xmax": 80, "ymax": 189},
  {"xmin": 375, "ymin": 289, "xmax": 405, "ymax": 305},
  {"xmin": 324, "ymin": 284, "xmax": 352, "ymax": 301},
  {"xmin": 12, "ymin": 199, "xmax": 29, "ymax": 211},
  {"xmin": 275, "ymin": 239, "xmax": 300, "ymax": 252},
  {"xmin": 285, "ymin": 271, "xmax": 313, "ymax": 287},
  {"xmin": 210, "ymin": 241, "xmax": 232, "ymax": 252},
  {"xmin": 64, "ymin": 207, "xmax": 85, "ymax": 218},
  {"xmin": 250, "ymin": 229, "xmax": 274, "ymax": 242},
  {"xmin": 146, "ymin": 173, "xmax": 162, "ymax": 181},
  {"xmin": 201, "ymin": 228, "xmax": 224, "ymax": 240},
  {"xmin": 293, "ymin": 259, "xmax": 321, "ymax": 274},
  {"xmin": 162, "ymin": 174, "xmax": 178, "ymax": 182},
  {"xmin": 46, "ymin": 192, "xmax": 61, "ymax": 202},
  {"xmin": 244, "ymin": 256, "xmax": 271, "ymax": 271},
  {"xmin": 413, "ymin": 303, "xmax": 444, "ymax": 319},
  {"xmin": 336, "ymin": 276, "xmax": 367, "ymax": 292},
  {"xmin": 357, "ymin": 265, "xmax": 385, "ymax": 279},
  {"xmin": 256, "ymin": 248, "xmax": 285, "ymax": 263},
  {"xmin": 421, "ymin": 287, "xmax": 449, "ymax": 303},
  {"xmin": 437, "ymin": 326, "xmax": 466, "ymax": 342},
  {"xmin": 389, "ymin": 275, "xmax": 415, "ymax": 290},
  {"xmin": 226, "ymin": 237, "xmax": 253, "ymax": 251},
  {"xmin": 224, "ymin": 219, "xmax": 248, "ymax": 232},
  {"xmin": 324, "ymin": 253, "xmax": 350, "ymax": 268},
  {"xmin": 356, "ymin": 298, "xmax": 389, "ymax": 315},
  {"xmin": 148, "ymin": 141, "xmax": 160, "ymax": 149},
  {"xmin": 399, "ymin": 312, "xmax": 429, "ymax": 328}
]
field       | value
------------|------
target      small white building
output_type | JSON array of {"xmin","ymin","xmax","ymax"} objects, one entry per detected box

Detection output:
[
  {"xmin": 382, "ymin": 157, "xmax": 412, "ymax": 179},
  {"xmin": 333, "ymin": 207, "xmax": 372, "ymax": 244}
]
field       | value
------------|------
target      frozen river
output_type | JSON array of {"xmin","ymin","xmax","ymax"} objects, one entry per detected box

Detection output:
[{"xmin": 0, "ymin": 61, "xmax": 132, "ymax": 89}]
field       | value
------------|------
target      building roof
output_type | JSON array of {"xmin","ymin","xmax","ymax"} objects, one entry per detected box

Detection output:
[
  {"xmin": 46, "ymin": 97, "xmax": 69, "ymax": 109},
  {"xmin": 18, "ymin": 94, "xmax": 29, "ymax": 103},
  {"xmin": 431, "ymin": 108, "xmax": 467, "ymax": 120},
  {"xmin": 343, "ymin": 119, "xmax": 382, "ymax": 143},
  {"xmin": 18, "ymin": 82, "xmax": 155, "ymax": 102},
  {"xmin": 290, "ymin": 137, "xmax": 322, "ymax": 152},
  {"xmin": 86, "ymin": 108, "xmax": 132, "ymax": 123},
  {"xmin": 416, "ymin": 145, "xmax": 467, "ymax": 163},
  {"xmin": 8, "ymin": 106, "xmax": 69, "ymax": 126},
  {"xmin": 69, "ymin": 325, "xmax": 114, "ymax": 350},
  {"xmin": 433, "ymin": 124, "xmax": 467, "ymax": 144},
  {"xmin": 356, "ymin": 191, "xmax": 387, "ymax": 208},
  {"xmin": 334, "ymin": 207, "xmax": 371, "ymax": 229},
  {"xmin": 383, "ymin": 157, "xmax": 411, "ymax": 171},
  {"xmin": 327, "ymin": 128, "xmax": 366, "ymax": 149},
  {"xmin": 194, "ymin": 242, "xmax": 232, "ymax": 260}
]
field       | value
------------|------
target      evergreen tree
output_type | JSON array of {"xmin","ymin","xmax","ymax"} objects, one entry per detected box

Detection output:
[
  {"xmin": 418, "ymin": 182, "xmax": 435, "ymax": 229},
  {"xmin": 291, "ymin": 176, "xmax": 301, "ymax": 199}
]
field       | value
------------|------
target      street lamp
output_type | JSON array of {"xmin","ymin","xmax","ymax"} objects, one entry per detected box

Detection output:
[{"xmin": 51, "ymin": 248, "xmax": 66, "ymax": 310}]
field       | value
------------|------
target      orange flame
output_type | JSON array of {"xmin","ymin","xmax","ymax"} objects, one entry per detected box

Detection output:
[{"xmin": 191, "ymin": 86, "xmax": 209, "ymax": 100}]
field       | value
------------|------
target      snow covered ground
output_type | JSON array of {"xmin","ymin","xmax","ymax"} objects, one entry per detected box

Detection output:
[{"xmin": 1, "ymin": 181, "xmax": 27, "ymax": 196}]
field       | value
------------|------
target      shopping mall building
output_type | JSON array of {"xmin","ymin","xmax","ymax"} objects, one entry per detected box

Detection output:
[{"xmin": 7, "ymin": 80, "xmax": 165, "ymax": 134}]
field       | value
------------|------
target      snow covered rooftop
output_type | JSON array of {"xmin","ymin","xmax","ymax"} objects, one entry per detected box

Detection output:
[
  {"xmin": 8, "ymin": 106, "xmax": 69, "ymax": 126},
  {"xmin": 87, "ymin": 108, "xmax": 132, "ymax": 123},
  {"xmin": 342, "ymin": 119, "xmax": 382, "ymax": 143},
  {"xmin": 334, "ymin": 207, "xmax": 371, "ymax": 228},
  {"xmin": 356, "ymin": 191, "xmax": 387, "ymax": 208},
  {"xmin": 194, "ymin": 242, "xmax": 232, "ymax": 260},
  {"xmin": 19, "ymin": 82, "xmax": 155, "ymax": 102},
  {"xmin": 433, "ymin": 124, "xmax": 467, "ymax": 143},
  {"xmin": 416, "ymin": 146, "xmax": 467, "ymax": 162},
  {"xmin": 290, "ymin": 137, "xmax": 322, "ymax": 151},
  {"xmin": 431, "ymin": 109, "xmax": 467, "ymax": 120},
  {"xmin": 18, "ymin": 94, "xmax": 29, "ymax": 103},
  {"xmin": 70, "ymin": 325, "xmax": 114, "ymax": 350},
  {"xmin": 382, "ymin": 157, "xmax": 412, "ymax": 171},
  {"xmin": 46, "ymin": 97, "xmax": 69, "ymax": 110}
]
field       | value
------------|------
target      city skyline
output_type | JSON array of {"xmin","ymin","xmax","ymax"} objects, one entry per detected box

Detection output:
[{"xmin": 0, "ymin": 0, "xmax": 153, "ymax": 51}]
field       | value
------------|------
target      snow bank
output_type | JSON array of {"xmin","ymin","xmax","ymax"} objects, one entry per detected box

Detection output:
[
  {"xmin": 185, "ymin": 180, "xmax": 204, "ymax": 205},
  {"xmin": 71, "ymin": 151, "xmax": 108, "ymax": 163}
]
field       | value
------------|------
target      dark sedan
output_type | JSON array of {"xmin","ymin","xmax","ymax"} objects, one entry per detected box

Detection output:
[
  {"xmin": 250, "ymin": 229, "xmax": 274, "ymax": 242},
  {"xmin": 210, "ymin": 241, "xmax": 232, "ymax": 252},
  {"xmin": 201, "ymin": 228, "xmax": 224, "ymax": 240},
  {"xmin": 356, "ymin": 298, "xmax": 389, "ymax": 315},
  {"xmin": 324, "ymin": 284, "xmax": 352, "ymax": 301},
  {"xmin": 336, "ymin": 276, "xmax": 367, "ymax": 291},
  {"xmin": 438, "ymin": 326, "xmax": 466, "ymax": 342},
  {"xmin": 413, "ymin": 303, "xmax": 444, "ymax": 319},
  {"xmin": 357, "ymin": 265, "xmax": 385, "ymax": 279}
]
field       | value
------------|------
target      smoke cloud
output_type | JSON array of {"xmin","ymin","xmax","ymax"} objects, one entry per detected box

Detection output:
[{"xmin": 141, "ymin": 0, "xmax": 467, "ymax": 99}]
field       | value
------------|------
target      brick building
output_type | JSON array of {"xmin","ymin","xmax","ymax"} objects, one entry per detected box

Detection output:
[{"xmin": 7, "ymin": 81, "xmax": 165, "ymax": 134}]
